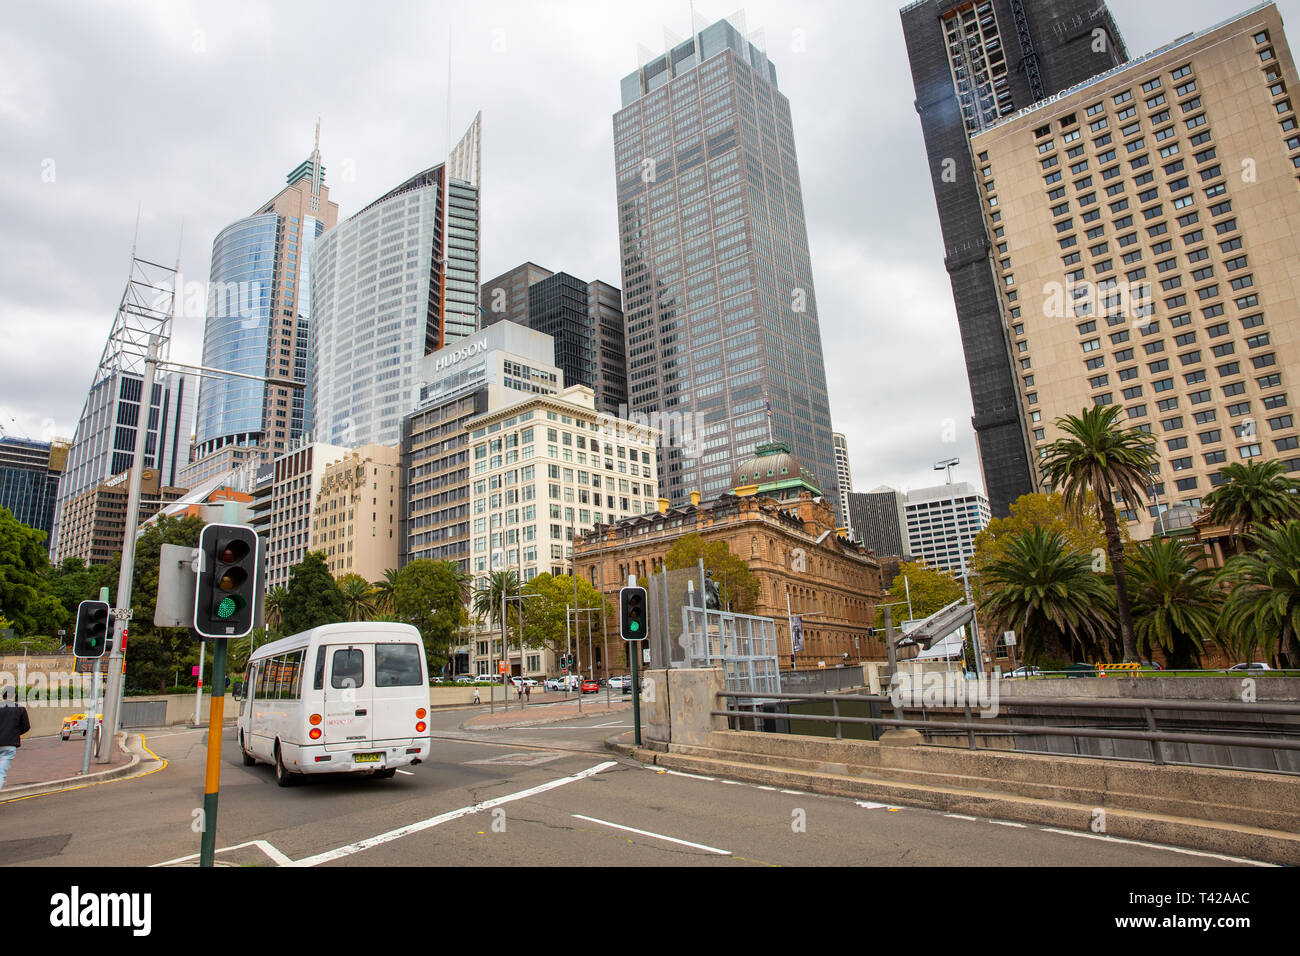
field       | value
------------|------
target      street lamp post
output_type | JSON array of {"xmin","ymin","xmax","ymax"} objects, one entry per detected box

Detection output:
[{"xmin": 935, "ymin": 457, "xmax": 983, "ymax": 674}]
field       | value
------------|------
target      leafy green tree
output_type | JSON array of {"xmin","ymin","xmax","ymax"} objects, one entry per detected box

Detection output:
[
  {"xmin": 1040, "ymin": 405, "xmax": 1159, "ymax": 662},
  {"xmin": 0, "ymin": 506, "xmax": 66, "ymax": 635},
  {"xmin": 1202, "ymin": 459, "xmax": 1300, "ymax": 553},
  {"xmin": 124, "ymin": 514, "xmax": 205, "ymax": 693},
  {"xmin": 1126, "ymin": 538, "xmax": 1218, "ymax": 668},
  {"xmin": 338, "ymin": 573, "xmax": 377, "ymax": 622},
  {"xmin": 662, "ymin": 534, "xmax": 760, "ymax": 612},
  {"xmin": 886, "ymin": 560, "xmax": 963, "ymax": 623},
  {"xmin": 518, "ymin": 573, "xmax": 613, "ymax": 655},
  {"xmin": 978, "ymin": 526, "xmax": 1116, "ymax": 663},
  {"xmin": 971, "ymin": 492, "xmax": 1112, "ymax": 593},
  {"xmin": 45, "ymin": 556, "xmax": 117, "ymax": 624},
  {"xmin": 1217, "ymin": 521, "xmax": 1300, "ymax": 667},
  {"xmin": 280, "ymin": 551, "xmax": 346, "ymax": 636},
  {"xmin": 393, "ymin": 559, "xmax": 471, "ymax": 676},
  {"xmin": 264, "ymin": 585, "xmax": 288, "ymax": 636}
]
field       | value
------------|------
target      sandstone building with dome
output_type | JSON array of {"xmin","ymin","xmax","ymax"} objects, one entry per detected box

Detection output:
[{"xmin": 574, "ymin": 441, "xmax": 885, "ymax": 670}]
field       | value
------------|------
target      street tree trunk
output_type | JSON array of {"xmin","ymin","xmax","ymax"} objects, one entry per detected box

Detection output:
[{"xmin": 1098, "ymin": 494, "xmax": 1139, "ymax": 662}]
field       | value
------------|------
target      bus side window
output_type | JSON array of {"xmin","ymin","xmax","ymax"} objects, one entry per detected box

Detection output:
[{"xmin": 314, "ymin": 646, "xmax": 327, "ymax": 691}]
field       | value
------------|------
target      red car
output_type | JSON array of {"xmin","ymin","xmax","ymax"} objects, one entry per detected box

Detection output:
[{"xmin": 581, "ymin": 679, "xmax": 599, "ymax": 694}]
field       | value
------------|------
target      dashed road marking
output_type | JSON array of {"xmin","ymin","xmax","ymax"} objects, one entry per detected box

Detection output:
[{"xmin": 572, "ymin": 814, "xmax": 731, "ymax": 856}]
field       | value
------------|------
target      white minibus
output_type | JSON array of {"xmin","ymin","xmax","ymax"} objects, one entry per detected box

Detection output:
[{"xmin": 237, "ymin": 622, "xmax": 432, "ymax": 786}]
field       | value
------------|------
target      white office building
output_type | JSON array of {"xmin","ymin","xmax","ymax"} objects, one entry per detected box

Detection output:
[{"xmin": 904, "ymin": 482, "xmax": 990, "ymax": 575}]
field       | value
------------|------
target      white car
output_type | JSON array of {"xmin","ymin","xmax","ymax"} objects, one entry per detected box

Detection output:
[
  {"xmin": 607, "ymin": 675, "xmax": 632, "ymax": 691},
  {"xmin": 1227, "ymin": 662, "xmax": 1274, "ymax": 672}
]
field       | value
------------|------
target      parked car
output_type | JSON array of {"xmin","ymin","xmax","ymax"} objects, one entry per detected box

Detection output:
[
  {"xmin": 581, "ymin": 679, "xmax": 599, "ymax": 694},
  {"xmin": 509, "ymin": 677, "xmax": 539, "ymax": 688},
  {"xmin": 1003, "ymin": 665, "xmax": 1042, "ymax": 678},
  {"xmin": 60, "ymin": 712, "xmax": 102, "ymax": 741},
  {"xmin": 1138, "ymin": 660, "xmax": 1164, "ymax": 670},
  {"xmin": 1227, "ymin": 662, "xmax": 1274, "ymax": 672},
  {"xmin": 454, "ymin": 675, "xmax": 480, "ymax": 684},
  {"xmin": 607, "ymin": 675, "xmax": 632, "ymax": 691}
]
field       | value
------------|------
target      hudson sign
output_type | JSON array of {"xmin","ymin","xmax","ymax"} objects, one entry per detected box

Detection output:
[{"xmin": 434, "ymin": 337, "xmax": 488, "ymax": 371}]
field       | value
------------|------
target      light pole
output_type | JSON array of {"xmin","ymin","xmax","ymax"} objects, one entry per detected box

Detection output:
[{"xmin": 935, "ymin": 457, "xmax": 983, "ymax": 674}]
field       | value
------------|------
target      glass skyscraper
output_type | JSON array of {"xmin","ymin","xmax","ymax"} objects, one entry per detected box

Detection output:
[
  {"xmin": 187, "ymin": 129, "xmax": 339, "ymax": 488},
  {"xmin": 311, "ymin": 115, "xmax": 482, "ymax": 448},
  {"xmin": 613, "ymin": 17, "xmax": 840, "ymax": 520}
]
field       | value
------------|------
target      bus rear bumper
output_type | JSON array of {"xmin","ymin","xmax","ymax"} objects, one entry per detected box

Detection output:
[{"xmin": 287, "ymin": 741, "xmax": 428, "ymax": 773}]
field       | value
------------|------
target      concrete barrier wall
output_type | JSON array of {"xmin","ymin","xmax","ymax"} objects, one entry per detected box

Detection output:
[{"xmin": 641, "ymin": 668, "xmax": 726, "ymax": 746}]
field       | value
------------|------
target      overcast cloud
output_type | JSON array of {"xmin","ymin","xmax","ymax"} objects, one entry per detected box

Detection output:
[{"xmin": 0, "ymin": 0, "xmax": 1286, "ymax": 499}]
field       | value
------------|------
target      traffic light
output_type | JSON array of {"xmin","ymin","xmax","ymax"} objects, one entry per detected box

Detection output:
[
  {"xmin": 194, "ymin": 523, "xmax": 259, "ymax": 638},
  {"xmin": 619, "ymin": 586, "xmax": 648, "ymax": 641},
  {"xmin": 73, "ymin": 600, "xmax": 110, "ymax": 658}
]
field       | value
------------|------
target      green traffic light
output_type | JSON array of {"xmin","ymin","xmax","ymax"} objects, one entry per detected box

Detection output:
[
  {"xmin": 217, "ymin": 596, "xmax": 238, "ymax": 619},
  {"xmin": 629, "ymin": 621, "xmax": 640, "ymax": 632}
]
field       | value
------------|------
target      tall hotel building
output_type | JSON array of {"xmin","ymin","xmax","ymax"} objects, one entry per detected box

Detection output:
[
  {"xmin": 185, "ymin": 128, "xmax": 340, "ymax": 487},
  {"xmin": 311, "ymin": 114, "xmax": 482, "ymax": 448},
  {"xmin": 832, "ymin": 432, "xmax": 853, "ymax": 534},
  {"xmin": 613, "ymin": 17, "xmax": 841, "ymax": 522},
  {"xmin": 902, "ymin": 0, "xmax": 1128, "ymax": 517},
  {"xmin": 974, "ymin": 2, "xmax": 1300, "ymax": 540}
]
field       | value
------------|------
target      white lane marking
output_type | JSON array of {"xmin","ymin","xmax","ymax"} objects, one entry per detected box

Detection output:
[
  {"xmin": 755, "ymin": 785, "xmax": 777, "ymax": 791},
  {"xmin": 466, "ymin": 751, "xmax": 568, "ymax": 766},
  {"xmin": 855, "ymin": 801, "xmax": 900, "ymax": 810},
  {"xmin": 396, "ymin": 770, "xmax": 415, "ymax": 776},
  {"xmin": 572, "ymin": 814, "xmax": 731, "ymax": 856},
  {"xmin": 590, "ymin": 721, "xmax": 632, "ymax": 728},
  {"xmin": 945, "ymin": 814, "xmax": 978, "ymax": 821},
  {"xmin": 153, "ymin": 839, "xmax": 290, "ymax": 867},
  {"xmin": 1037, "ymin": 827, "xmax": 1277, "ymax": 867},
  {"xmin": 991, "ymin": 820, "xmax": 1027, "ymax": 828},
  {"xmin": 289, "ymin": 761, "xmax": 616, "ymax": 867},
  {"xmin": 779, "ymin": 789, "xmax": 804, "ymax": 795}
]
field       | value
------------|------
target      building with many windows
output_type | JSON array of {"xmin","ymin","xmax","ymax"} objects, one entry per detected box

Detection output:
[
  {"xmin": 904, "ymin": 482, "xmax": 990, "ymax": 574},
  {"xmin": 480, "ymin": 264, "xmax": 628, "ymax": 415},
  {"xmin": 848, "ymin": 486, "xmax": 911, "ymax": 560},
  {"xmin": 186, "ymin": 126, "xmax": 339, "ymax": 485},
  {"xmin": 263, "ymin": 441, "xmax": 349, "ymax": 589},
  {"xmin": 464, "ymin": 385, "xmax": 659, "ymax": 584},
  {"xmin": 973, "ymin": 3, "xmax": 1300, "ymax": 539},
  {"xmin": 0, "ymin": 437, "xmax": 67, "ymax": 550},
  {"xmin": 901, "ymin": 0, "xmax": 1129, "ymax": 517},
  {"xmin": 833, "ymin": 432, "xmax": 853, "ymax": 534},
  {"xmin": 311, "ymin": 115, "xmax": 481, "ymax": 448},
  {"xmin": 613, "ymin": 15, "xmax": 841, "ymax": 522},
  {"xmin": 56, "ymin": 468, "xmax": 187, "ymax": 566},
  {"xmin": 310, "ymin": 444, "xmax": 401, "ymax": 581},
  {"xmin": 400, "ymin": 321, "xmax": 561, "ymax": 571}
]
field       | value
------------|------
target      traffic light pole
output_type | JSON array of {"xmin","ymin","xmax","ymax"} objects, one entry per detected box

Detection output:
[
  {"xmin": 80, "ymin": 586, "xmax": 110, "ymax": 775},
  {"xmin": 98, "ymin": 335, "xmax": 159, "ymax": 763}
]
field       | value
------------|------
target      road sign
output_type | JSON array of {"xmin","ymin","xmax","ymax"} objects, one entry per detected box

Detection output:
[
  {"xmin": 498, "ymin": 660, "xmax": 507, "ymax": 674},
  {"xmin": 1004, "ymin": 630, "xmax": 1017, "ymax": 646}
]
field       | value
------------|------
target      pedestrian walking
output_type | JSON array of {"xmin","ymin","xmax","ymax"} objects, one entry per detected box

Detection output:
[
  {"xmin": 525, "ymin": 683, "xmax": 531, "ymax": 702},
  {"xmin": 0, "ymin": 686, "xmax": 31, "ymax": 791},
  {"xmin": 516, "ymin": 681, "xmax": 522, "ymax": 700},
  {"xmin": 473, "ymin": 686, "xmax": 481, "ymax": 704}
]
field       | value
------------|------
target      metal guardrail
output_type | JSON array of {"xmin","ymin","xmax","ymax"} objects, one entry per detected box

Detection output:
[{"xmin": 713, "ymin": 691, "xmax": 1300, "ymax": 774}]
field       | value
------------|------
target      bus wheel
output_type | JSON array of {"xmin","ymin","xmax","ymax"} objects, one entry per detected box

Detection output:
[
  {"xmin": 240, "ymin": 732, "xmax": 256, "ymax": 766},
  {"xmin": 372, "ymin": 768, "xmax": 396, "ymax": 779},
  {"xmin": 274, "ymin": 743, "xmax": 298, "ymax": 787}
]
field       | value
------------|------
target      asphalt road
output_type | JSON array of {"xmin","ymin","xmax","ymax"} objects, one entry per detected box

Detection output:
[{"xmin": 0, "ymin": 706, "xmax": 1270, "ymax": 868}]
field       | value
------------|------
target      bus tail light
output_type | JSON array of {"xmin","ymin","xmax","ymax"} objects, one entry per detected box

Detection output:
[
  {"xmin": 415, "ymin": 721, "xmax": 426, "ymax": 733},
  {"xmin": 416, "ymin": 708, "xmax": 427, "ymax": 719},
  {"xmin": 309, "ymin": 713, "xmax": 322, "ymax": 726},
  {"xmin": 309, "ymin": 728, "xmax": 322, "ymax": 740}
]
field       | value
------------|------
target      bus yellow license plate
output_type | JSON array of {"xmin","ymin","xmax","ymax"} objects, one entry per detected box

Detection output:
[{"xmin": 353, "ymin": 753, "xmax": 382, "ymax": 764}]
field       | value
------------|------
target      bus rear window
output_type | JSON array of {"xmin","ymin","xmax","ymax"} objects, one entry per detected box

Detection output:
[
  {"xmin": 375, "ymin": 644, "xmax": 423, "ymax": 687},
  {"xmin": 331, "ymin": 649, "xmax": 365, "ymax": 689}
]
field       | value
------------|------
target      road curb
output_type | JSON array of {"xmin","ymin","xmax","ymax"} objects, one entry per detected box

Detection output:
[
  {"xmin": 0, "ymin": 731, "xmax": 151, "ymax": 802},
  {"xmin": 607, "ymin": 739, "xmax": 1297, "ymax": 866}
]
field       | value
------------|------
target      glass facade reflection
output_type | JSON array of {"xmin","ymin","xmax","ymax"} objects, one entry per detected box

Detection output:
[{"xmin": 194, "ymin": 214, "xmax": 276, "ymax": 448}]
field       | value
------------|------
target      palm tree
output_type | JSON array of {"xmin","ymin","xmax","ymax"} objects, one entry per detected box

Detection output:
[
  {"xmin": 337, "ymin": 573, "xmax": 377, "ymax": 622},
  {"xmin": 264, "ymin": 585, "xmax": 288, "ymax": 636},
  {"xmin": 1202, "ymin": 459, "xmax": 1300, "ymax": 553},
  {"xmin": 1040, "ymin": 405, "xmax": 1158, "ymax": 662},
  {"xmin": 1126, "ymin": 538, "xmax": 1217, "ymax": 668},
  {"xmin": 473, "ymin": 570, "xmax": 520, "ymax": 631},
  {"xmin": 1217, "ymin": 521, "xmax": 1300, "ymax": 668},
  {"xmin": 371, "ymin": 568, "xmax": 400, "ymax": 616},
  {"xmin": 978, "ymin": 526, "xmax": 1116, "ymax": 664}
]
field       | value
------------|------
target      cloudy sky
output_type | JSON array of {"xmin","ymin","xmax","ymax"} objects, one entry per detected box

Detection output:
[{"xmin": 2, "ymin": 0, "xmax": 1292, "ymax": 499}]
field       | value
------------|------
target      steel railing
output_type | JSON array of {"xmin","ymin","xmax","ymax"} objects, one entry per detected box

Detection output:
[{"xmin": 713, "ymin": 690, "xmax": 1300, "ymax": 774}]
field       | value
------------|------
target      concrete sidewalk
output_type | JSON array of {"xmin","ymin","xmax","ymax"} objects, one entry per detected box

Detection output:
[
  {"xmin": 0, "ymin": 732, "xmax": 146, "ymax": 802},
  {"xmin": 464, "ymin": 696, "xmax": 633, "ymax": 730}
]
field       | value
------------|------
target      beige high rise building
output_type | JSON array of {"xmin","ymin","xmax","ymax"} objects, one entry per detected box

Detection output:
[
  {"xmin": 310, "ymin": 444, "xmax": 401, "ymax": 581},
  {"xmin": 973, "ymin": 3, "xmax": 1300, "ymax": 539}
]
